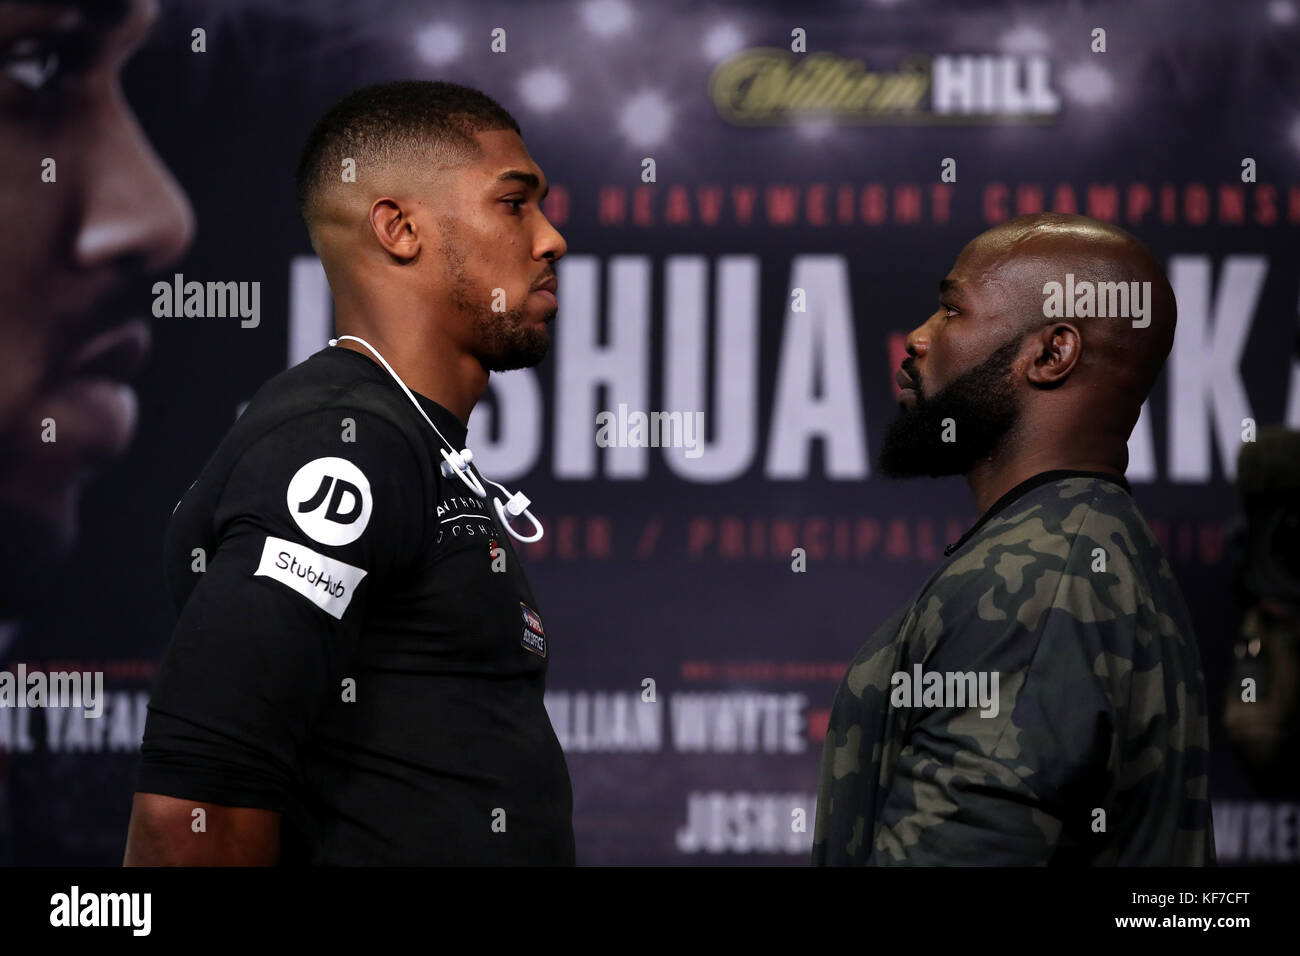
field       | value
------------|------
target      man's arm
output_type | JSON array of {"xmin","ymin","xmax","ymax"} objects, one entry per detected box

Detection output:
[
  {"xmin": 870, "ymin": 572, "xmax": 1122, "ymax": 863},
  {"xmin": 124, "ymin": 794, "xmax": 279, "ymax": 866},
  {"xmin": 128, "ymin": 406, "xmax": 428, "ymax": 865},
  {"xmin": 868, "ymin": 684, "xmax": 1111, "ymax": 865}
]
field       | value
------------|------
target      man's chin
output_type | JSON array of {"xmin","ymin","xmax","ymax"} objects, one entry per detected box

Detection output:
[
  {"xmin": 877, "ymin": 453, "xmax": 968, "ymax": 479},
  {"xmin": 484, "ymin": 332, "xmax": 551, "ymax": 372},
  {"xmin": 878, "ymin": 414, "xmax": 979, "ymax": 478}
]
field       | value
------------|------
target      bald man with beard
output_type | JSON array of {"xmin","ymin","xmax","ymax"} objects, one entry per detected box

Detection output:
[{"xmin": 812, "ymin": 213, "xmax": 1216, "ymax": 866}]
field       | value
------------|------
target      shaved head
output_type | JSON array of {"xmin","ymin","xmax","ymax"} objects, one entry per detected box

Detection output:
[
  {"xmin": 295, "ymin": 80, "xmax": 521, "ymax": 250},
  {"xmin": 973, "ymin": 213, "xmax": 1177, "ymax": 417},
  {"xmin": 881, "ymin": 213, "xmax": 1178, "ymax": 489}
]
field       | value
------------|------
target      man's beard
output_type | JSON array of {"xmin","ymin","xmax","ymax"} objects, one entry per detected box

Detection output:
[
  {"xmin": 878, "ymin": 335, "xmax": 1022, "ymax": 477},
  {"xmin": 469, "ymin": 302, "xmax": 552, "ymax": 372},
  {"xmin": 441, "ymin": 229, "xmax": 553, "ymax": 372}
]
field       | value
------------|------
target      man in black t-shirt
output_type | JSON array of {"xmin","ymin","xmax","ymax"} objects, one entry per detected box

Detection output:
[{"xmin": 124, "ymin": 81, "xmax": 572, "ymax": 865}]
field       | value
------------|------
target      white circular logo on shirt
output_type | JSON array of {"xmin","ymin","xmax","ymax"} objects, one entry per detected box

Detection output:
[{"xmin": 286, "ymin": 457, "xmax": 373, "ymax": 546}]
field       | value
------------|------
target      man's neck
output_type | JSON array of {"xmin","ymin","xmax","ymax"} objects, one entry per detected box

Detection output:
[{"xmin": 333, "ymin": 321, "xmax": 486, "ymax": 426}]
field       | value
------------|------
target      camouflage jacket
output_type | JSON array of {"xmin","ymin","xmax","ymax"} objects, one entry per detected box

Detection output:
[{"xmin": 812, "ymin": 471, "xmax": 1216, "ymax": 865}]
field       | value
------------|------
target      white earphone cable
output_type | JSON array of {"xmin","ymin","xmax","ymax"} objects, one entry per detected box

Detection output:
[{"xmin": 329, "ymin": 335, "xmax": 543, "ymax": 543}]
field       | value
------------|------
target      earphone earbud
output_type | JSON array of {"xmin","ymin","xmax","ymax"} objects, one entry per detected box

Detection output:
[
  {"xmin": 439, "ymin": 448, "xmax": 487, "ymax": 497},
  {"xmin": 493, "ymin": 494, "xmax": 543, "ymax": 542},
  {"xmin": 440, "ymin": 447, "xmax": 473, "ymax": 472}
]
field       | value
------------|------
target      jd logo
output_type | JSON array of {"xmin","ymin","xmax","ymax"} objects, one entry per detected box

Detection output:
[{"xmin": 286, "ymin": 457, "xmax": 372, "ymax": 546}]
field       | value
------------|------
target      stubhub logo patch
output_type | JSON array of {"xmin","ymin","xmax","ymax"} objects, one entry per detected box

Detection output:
[{"xmin": 255, "ymin": 536, "xmax": 367, "ymax": 619}]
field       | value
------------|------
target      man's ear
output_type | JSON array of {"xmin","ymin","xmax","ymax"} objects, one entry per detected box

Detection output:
[
  {"xmin": 1026, "ymin": 322, "xmax": 1081, "ymax": 387},
  {"xmin": 369, "ymin": 197, "xmax": 421, "ymax": 262}
]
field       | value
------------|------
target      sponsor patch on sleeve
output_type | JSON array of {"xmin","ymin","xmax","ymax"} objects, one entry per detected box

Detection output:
[
  {"xmin": 286, "ymin": 456, "xmax": 373, "ymax": 546},
  {"xmin": 520, "ymin": 601, "xmax": 547, "ymax": 658},
  {"xmin": 255, "ymin": 536, "xmax": 367, "ymax": 620}
]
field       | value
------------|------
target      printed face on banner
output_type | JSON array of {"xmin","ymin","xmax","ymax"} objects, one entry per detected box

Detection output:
[{"xmin": 0, "ymin": 0, "xmax": 193, "ymax": 612}]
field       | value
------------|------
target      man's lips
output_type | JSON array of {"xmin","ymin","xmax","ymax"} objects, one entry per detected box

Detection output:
[
  {"xmin": 532, "ymin": 273, "xmax": 558, "ymax": 311},
  {"xmin": 65, "ymin": 319, "xmax": 152, "ymax": 382},
  {"xmin": 32, "ymin": 319, "xmax": 152, "ymax": 488},
  {"xmin": 896, "ymin": 367, "xmax": 919, "ymax": 406}
]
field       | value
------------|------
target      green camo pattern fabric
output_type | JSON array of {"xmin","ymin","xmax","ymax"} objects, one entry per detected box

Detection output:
[{"xmin": 812, "ymin": 476, "xmax": 1216, "ymax": 865}]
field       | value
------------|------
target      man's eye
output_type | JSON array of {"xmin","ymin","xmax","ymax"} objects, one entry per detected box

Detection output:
[
  {"xmin": 2, "ymin": 38, "xmax": 61, "ymax": 91},
  {"xmin": 504, "ymin": 198, "xmax": 525, "ymax": 213},
  {"xmin": 940, "ymin": 302, "xmax": 958, "ymax": 319}
]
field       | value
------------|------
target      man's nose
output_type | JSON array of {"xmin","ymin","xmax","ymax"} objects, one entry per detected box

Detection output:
[
  {"xmin": 904, "ymin": 321, "xmax": 930, "ymax": 358},
  {"xmin": 537, "ymin": 216, "xmax": 566, "ymax": 263},
  {"xmin": 72, "ymin": 91, "xmax": 195, "ymax": 275}
]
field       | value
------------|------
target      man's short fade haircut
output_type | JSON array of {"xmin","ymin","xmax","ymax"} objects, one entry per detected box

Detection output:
[{"xmin": 295, "ymin": 80, "xmax": 521, "ymax": 224}]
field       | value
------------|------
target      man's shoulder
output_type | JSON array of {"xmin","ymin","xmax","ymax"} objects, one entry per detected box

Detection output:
[
  {"xmin": 177, "ymin": 348, "xmax": 436, "ymax": 536},
  {"xmin": 230, "ymin": 348, "xmax": 427, "ymax": 459},
  {"xmin": 950, "ymin": 475, "xmax": 1152, "ymax": 572},
  {"xmin": 918, "ymin": 474, "xmax": 1180, "ymax": 645},
  {"xmin": 997, "ymin": 474, "xmax": 1138, "ymax": 536}
]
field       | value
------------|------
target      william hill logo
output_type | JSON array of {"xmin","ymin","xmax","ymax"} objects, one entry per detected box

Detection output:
[{"xmin": 709, "ymin": 49, "xmax": 1059, "ymax": 125}]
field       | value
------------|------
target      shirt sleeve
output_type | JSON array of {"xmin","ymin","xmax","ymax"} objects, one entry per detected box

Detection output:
[
  {"xmin": 867, "ymin": 529, "xmax": 1117, "ymax": 865},
  {"xmin": 136, "ymin": 406, "xmax": 428, "ymax": 810}
]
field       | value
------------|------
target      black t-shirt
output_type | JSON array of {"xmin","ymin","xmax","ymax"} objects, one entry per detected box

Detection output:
[{"xmin": 138, "ymin": 345, "xmax": 574, "ymax": 865}]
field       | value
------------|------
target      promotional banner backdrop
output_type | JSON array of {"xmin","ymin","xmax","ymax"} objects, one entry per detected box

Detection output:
[{"xmin": 1, "ymin": 0, "xmax": 1298, "ymax": 865}]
